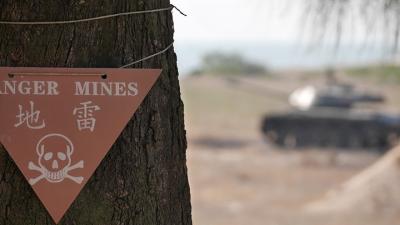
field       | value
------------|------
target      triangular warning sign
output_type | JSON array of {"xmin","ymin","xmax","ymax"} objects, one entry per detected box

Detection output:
[{"xmin": 0, "ymin": 67, "xmax": 161, "ymax": 224}]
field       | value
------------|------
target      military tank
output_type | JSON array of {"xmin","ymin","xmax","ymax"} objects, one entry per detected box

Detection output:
[{"xmin": 261, "ymin": 79, "xmax": 400, "ymax": 151}]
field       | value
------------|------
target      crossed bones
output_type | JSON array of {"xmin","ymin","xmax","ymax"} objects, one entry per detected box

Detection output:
[{"xmin": 28, "ymin": 160, "xmax": 84, "ymax": 185}]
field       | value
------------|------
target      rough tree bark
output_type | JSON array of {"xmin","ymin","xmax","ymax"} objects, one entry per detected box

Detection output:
[{"xmin": 0, "ymin": 1, "xmax": 192, "ymax": 225}]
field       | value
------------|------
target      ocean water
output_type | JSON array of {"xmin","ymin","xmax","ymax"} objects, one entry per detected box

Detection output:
[{"xmin": 174, "ymin": 41, "xmax": 394, "ymax": 75}]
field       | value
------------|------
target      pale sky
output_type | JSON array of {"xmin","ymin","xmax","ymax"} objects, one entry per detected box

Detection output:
[
  {"xmin": 171, "ymin": 0, "xmax": 383, "ymax": 45},
  {"xmin": 170, "ymin": 0, "xmax": 391, "ymax": 73},
  {"xmin": 171, "ymin": 0, "xmax": 303, "ymax": 42}
]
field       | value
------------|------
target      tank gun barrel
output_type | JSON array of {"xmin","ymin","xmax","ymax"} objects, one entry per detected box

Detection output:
[{"xmin": 353, "ymin": 94, "xmax": 385, "ymax": 103}]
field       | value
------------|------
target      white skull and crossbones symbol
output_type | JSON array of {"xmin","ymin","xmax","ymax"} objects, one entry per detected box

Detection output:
[{"xmin": 28, "ymin": 133, "xmax": 84, "ymax": 185}]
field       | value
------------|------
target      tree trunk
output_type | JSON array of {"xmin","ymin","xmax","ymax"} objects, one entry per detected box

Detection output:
[{"xmin": 0, "ymin": 1, "xmax": 191, "ymax": 225}]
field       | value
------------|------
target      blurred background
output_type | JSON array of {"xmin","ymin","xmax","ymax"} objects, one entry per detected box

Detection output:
[{"xmin": 172, "ymin": 0, "xmax": 400, "ymax": 224}]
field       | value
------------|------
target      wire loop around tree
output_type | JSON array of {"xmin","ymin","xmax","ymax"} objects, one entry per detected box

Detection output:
[
  {"xmin": 0, "ymin": 4, "xmax": 186, "ymax": 25},
  {"xmin": 0, "ymin": 4, "xmax": 185, "ymax": 68}
]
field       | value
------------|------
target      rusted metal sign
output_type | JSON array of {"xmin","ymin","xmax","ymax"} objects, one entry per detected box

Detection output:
[{"xmin": 0, "ymin": 67, "xmax": 161, "ymax": 223}]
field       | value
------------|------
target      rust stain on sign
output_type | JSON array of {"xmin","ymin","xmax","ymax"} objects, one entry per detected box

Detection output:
[{"xmin": 0, "ymin": 67, "xmax": 161, "ymax": 224}]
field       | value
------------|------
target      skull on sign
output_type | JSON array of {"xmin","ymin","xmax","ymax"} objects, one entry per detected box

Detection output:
[{"xmin": 28, "ymin": 133, "xmax": 84, "ymax": 185}]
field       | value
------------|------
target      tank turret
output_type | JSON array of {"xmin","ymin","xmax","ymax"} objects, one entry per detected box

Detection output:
[{"xmin": 289, "ymin": 83, "xmax": 384, "ymax": 110}]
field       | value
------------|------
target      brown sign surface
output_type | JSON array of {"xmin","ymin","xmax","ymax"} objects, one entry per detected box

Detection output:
[{"xmin": 0, "ymin": 67, "xmax": 161, "ymax": 224}]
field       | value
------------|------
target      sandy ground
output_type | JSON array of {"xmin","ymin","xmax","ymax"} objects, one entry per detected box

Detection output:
[{"xmin": 181, "ymin": 73, "xmax": 400, "ymax": 225}]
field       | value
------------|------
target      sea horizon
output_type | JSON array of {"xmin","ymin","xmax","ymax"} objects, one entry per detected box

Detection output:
[{"xmin": 174, "ymin": 40, "xmax": 395, "ymax": 75}]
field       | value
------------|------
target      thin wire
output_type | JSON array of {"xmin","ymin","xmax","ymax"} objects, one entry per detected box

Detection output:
[
  {"xmin": 120, "ymin": 42, "xmax": 174, "ymax": 68},
  {"xmin": 8, "ymin": 73, "xmax": 103, "ymax": 76},
  {"xmin": 171, "ymin": 4, "xmax": 187, "ymax": 17},
  {"xmin": 5, "ymin": 43, "xmax": 173, "ymax": 72},
  {"xmin": 0, "ymin": 4, "xmax": 185, "ymax": 67},
  {"xmin": 0, "ymin": 5, "xmax": 183, "ymax": 25}
]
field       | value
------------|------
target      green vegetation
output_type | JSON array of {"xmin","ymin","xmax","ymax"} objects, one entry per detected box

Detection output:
[
  {"xmin": 345, "ymin": 64, "xmax": 400, "ymax": 83},
  {"xmin": 191, "ymin": 52, "xmax": 268, "ymax": 76}
]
